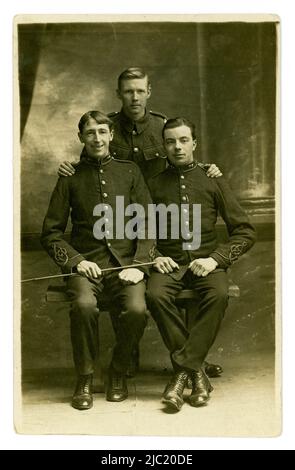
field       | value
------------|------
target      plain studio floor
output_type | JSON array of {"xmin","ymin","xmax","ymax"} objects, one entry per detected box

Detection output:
[{"xmin": 17, "ymin": 241, "xmax": 280, "ymax": 437}]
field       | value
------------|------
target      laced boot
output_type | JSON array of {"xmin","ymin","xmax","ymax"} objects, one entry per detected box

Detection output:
[
  {"xmin": 106, "ymin": 367, "xmax": 128, "ymax": 402},
  {"xmin": 71, "ymin": 374, "xmax": 93, "ymax": 410},
  {"xmin": 189, "ymin": 368, "xmax": 213, "ymax": 407},
  {"xmin": 204, "ymin": 360, "xmax": 223, "ymax": 378},
  {"xmin": 187, "ymin": 361, "xmax": 223, "ymax": 388},
  {"xmin": 162, "ymin": 370, "xmax": 189, "ymax": 411}
]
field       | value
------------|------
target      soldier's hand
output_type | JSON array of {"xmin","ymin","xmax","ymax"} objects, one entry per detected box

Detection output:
[
  {"xmin": 206, "ymin": 163, "xmax": 223, "ymax": 178},
  {"xmin": 58, "ymin": 161, "xmax": 76, "ymax": 177},
  {"xmin": 77, "ymin": 260, "xmax": 102, "ymax": 279},
  {"xmin": 119, "ymin": 268, "xmax": 144, "ymax": 285},
  {"xmin": 153, "ymin": 257, "xmax": 179, "ymax": 274},
  {"xmin": 189, "ymin": 257, "xmax": 218, "ymax": 277}
]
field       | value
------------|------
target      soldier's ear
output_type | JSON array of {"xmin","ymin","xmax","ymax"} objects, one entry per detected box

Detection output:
[
  {"xmin": 147, "ymin": 84, "xmax": 152, "ymax": 99},
  {"xmin": 78, "ymin": 132, "xmax": 84, "ymax": 144},
  {"xmin": 109, "ymin": 129, "xmax": 114, "ymax": 141},
  {"xmin": 193, "ymin": 139, "xmax": 197, "ymax": 150}
]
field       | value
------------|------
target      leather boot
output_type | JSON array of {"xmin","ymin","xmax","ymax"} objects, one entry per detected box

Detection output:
[
  {"xmin": 162, "ymin": 370, "xmax": 188, "ymax": 411},
  {"xmin": 204, "ymin": 360, "xmax": 223, "ymax": 378},
  {"xmin": 71, "ymin": 374, "xmax": 93, "ymax": 410},
  {"xmin": 189, "ymin": 368, "xmax": 213, "ymax": 407},
  {"xmin": 106, "ymin": 368, "xmax": 128, "ymax": 402},
  {"xmin": 187, "ymin": 361, "xmax": 223, "ymax": 388}
]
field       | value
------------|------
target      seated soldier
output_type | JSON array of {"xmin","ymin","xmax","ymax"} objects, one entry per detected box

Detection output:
[
  {"xmin": 146, "ymin": 117, "xmax": 256, "ymax": 411},
  {"xmin": 41, "ymin": 111, "xmax": 153, "ymax": 410}
]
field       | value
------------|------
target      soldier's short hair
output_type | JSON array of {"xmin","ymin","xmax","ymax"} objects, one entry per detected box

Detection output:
[
  {"xmin": 78, "ymin": 111, "xmax": 113, "ymax": 133},
  {"xmin": 162, "ymin": 117, "xmax": 197, "ymax": 140},
  {"xmin": 117, "ymin": 67, "xmax": 150, "ymax": 89}
]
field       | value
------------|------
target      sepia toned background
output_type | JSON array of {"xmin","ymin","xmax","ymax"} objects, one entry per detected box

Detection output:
[
  {"xmin": 18, "ymin": 19, "xmax": 278, "ymax": 436},
  {"xmin": 19, "ymin": 21, "xmax": 276, "ymax": 233}
]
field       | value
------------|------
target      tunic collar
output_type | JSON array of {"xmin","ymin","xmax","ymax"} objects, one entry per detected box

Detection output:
[
  {"xmin": 80, "ymin": 148, "xmax": 113, "ymax": 167},
  {"xmin": 119, "ymin": 108, "xmax": 150, "ymax": 135},
  {"xmin": 168, "ymin": 160, "xmax": 198, "ymax": 173}
]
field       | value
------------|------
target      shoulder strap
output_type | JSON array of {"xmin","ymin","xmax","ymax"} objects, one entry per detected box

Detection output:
[
  {"xmin": 149, "ymin": 110, "xmax": 168, "ymax": 123},
  {"xmin": 107, "ymin": 111, "xmax": 120, "ymax": 118}
]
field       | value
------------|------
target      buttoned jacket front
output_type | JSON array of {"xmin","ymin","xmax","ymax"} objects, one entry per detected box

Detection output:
[
  {"xmin": 108, "ymin": 109, "xmax": 167, "ymax": 181},
  {"xmin": 148, "ymin": 161, "xmax": 256, "ymax": 277},
  {"xmin": 41, "ymin": 155, "xmax": 154, "ymax": 274}
]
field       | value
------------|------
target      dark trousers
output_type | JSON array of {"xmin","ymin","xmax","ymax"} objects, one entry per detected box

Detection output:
[
  {"xmin": 67, "ymin": 274, "xmax": 148, "ymax": 376},
  {"xmin": 146, "ymin": 270, "xmax": 228, "ymax": 372}
]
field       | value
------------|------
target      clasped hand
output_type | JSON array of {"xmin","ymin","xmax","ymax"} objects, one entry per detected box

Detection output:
[
  {"xmin": 118, "ymin": 268, "xmax": 144, "ymax": 285},
  {"xmin": 77, "ymin": 262, "xmax": 144, "ymax": 284},
  {"xmin": 189, "ymin": 257, "xmax": 218, "ymax": 277},
  {"xmin": 153, "ymin": 257, "xmax": 179, "ymax": 274},
  {"xmin": 154, "ymin": 256, "xmax": 217, "ymax": 277},
  {"xmin": 77, "ymin": 260, "xmax": 102, "ymax": 278}
]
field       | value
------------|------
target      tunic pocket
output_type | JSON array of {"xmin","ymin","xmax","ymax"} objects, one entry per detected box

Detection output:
[
  {"xmin": 143, "ymin": 144, "xmax": 166, "ymax": 161},
  {"xmin": 110, "ymin": 143, "xmax": 131, "ymax": 160}
]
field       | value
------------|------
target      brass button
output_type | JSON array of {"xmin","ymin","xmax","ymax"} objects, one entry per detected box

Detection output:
[
  {"xmin": 182, "ymin": 196, "xmax": 187, "ymax": 201},
  {"xmin": 185, "ymin": 221, "xmax": 189, "ymax": 226},
  {"xmin": 180, "ymin": 175, "xmax": 184, "ymax": 179},
  {"xmin": 187, "ymin": 244, "xmax": 192, "ymax": 249},
  {"xmin": 104, "ymin": 205, "xmax": 108, "ymax": 210},
  {"xmin": 155, "ymin": 152, "xmax": 159, "ymax": 157},
  {"xmin": 99, "ymin": 169, "xmax": 104, "ymax": 174},
  {"xmin": 103, "ymin": 193, "xmax": 108, "ymax": 198},
  {"xmin": 133, "ymin": 147, "xmax": 139, "ymax": 152},
  {"xmin": 107, "ymin": 242, "xmax": 111, "ymax": 247},
  {"xmin": 181, "ymin": 185, "xmax": 186, "ymax": 189},
  {"xmin": 105, "ymin": 218, "xmax": 109, "ymax": 223},
  {"xmin": 183, "ymin": 208, "xmax": 188, "ymax": 213},
  {"xmin": 132, "ymin": 130, "xmax": 137, "ymax": 135},
  {"xmin": 101, "ymin": 180, "xmax": 106, "ymax": 185}
]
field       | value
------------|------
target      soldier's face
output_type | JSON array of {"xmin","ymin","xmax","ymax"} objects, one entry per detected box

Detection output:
[
  {"xmin": 117, "ymin": 77, "xmax": 151, "ymax": 120},
  {"xmin": 78, "ymin": 119, "xmax": 113, "ymax": 160},
  {"xmin": 163, "ymin": 125, "xmax": 197, "ymax": 167}
]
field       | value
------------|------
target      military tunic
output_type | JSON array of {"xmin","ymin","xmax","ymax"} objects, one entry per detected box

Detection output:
[
  {"xmin": 146, "ymin": 160, "xmax": 256, "ymax": 372},
  {"xmin": 41, "ymin": 154, "xmax": 154, "ymax": 273},
  {"xmin": 108, "ymin": 109, "xmax": 168, "ymax": 182},
  {"xmin": 41, "ymin": 154, "xmax": 154, "ymax": 375},
  {"xmin": 147, "ymin": 160, "xmax": 256, "ymax": 277}
]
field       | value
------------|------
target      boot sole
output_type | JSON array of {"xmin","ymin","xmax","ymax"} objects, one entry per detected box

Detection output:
[
  {"xmin": 189, "ymin": 389, "xmax": 212, "ymax": 407},
  {"xmin": 71, "ymin": 401, "xmax": 93, "ymax": 410},
  {"xmin": 106, "ymin": 393, "xmax": 128, "ymax": 402},
  {"xmin": 161, "ymin": 397, "xmax": 183, "ymax": 411},
  {"xmin": 188, "ymin": 397, "xmax": 210, "ymax": 407}
]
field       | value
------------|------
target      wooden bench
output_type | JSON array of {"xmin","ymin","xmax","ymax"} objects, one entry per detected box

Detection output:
[
  {"xmin": 46, "ymin": 281, "xmax": 240, "ymax": 330},
  {"xmin": 46, "ymin": 281, "xmax": 240, "ymax": 302}
]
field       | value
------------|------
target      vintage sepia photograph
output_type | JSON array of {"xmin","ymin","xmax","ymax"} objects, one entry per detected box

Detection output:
[{"xmin": 15, "ymin": 14, "xmax": 279, "ymax": 436}]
